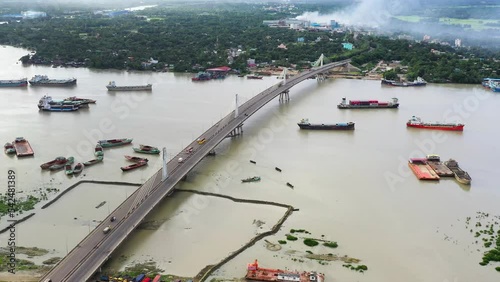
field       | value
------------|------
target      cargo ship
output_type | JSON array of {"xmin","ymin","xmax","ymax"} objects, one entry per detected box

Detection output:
[
  {"xmin": 482, "ymin": 78, "xmax": 500, "ymax": 92},
  {"xmin": 337, "ymin": 97, "xmax": 399, "ymax": 109},
  {"xmin": 297, "ymin": 118, "xmax": 354, "ymax": 130},
  {"xmin": 0, "ymin": 78, "xmax": 28, "ymax": 87},
  {"xmin": 12, "ymin": 137, "xmax": 34, "ymax": 157},
  {"xmin": 29, "ymin": 75, "xmax": 77, "ymax": 86},
  {"xmin": 406, "ymin": 116, "xmax": 464, "ymax": 131},
  {"xmin": 381, "ymin": 77, "xmax": 426, "ymax": 87},
  {"xmin": 426, "ymin": 155, "xmax": 454, "ymax": 177},
  {"xmin": 245, "ymin": 260, "xmax": 324, "ymax": 282},
  {"xmin": 106, "ymin": 81, "xmax": 152, "ymax": 91},
  {"xmin": 444, "ymin": 159, "xmax": 471, "ymax": 185},
  {"xmin": 408, "ymin": 158, "xmax": 439, "ymax": 180}
]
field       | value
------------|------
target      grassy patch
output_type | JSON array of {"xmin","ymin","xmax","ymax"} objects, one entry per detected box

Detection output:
[
  {"xmin": 278, "ymin": 240, "xmax": 287, "ymax": 244},
  {"xmin": 342, "ymin": 264, "xmax": 368, "ymax": 273},
  {"xmin": 286, "ymin": 235, "xmax": 298, "ymax": 241},
  {"xmin": 323, "ymin": 241, "xmax": 338, "ymax": 248},
  {"xmin": 303, "ymin": 238, "xmax": 319, "ymax": 247}
]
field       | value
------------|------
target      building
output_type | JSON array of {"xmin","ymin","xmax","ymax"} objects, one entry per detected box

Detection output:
[
  {"xmin": 22, "ymin": 11, "xmax": 47, "ymax": 19},
  {"xmin": 277, "ymin": 44, "xmax": 287, "ymax": 50},
  {"xmin": 342, "ymin": 43, "xmax": 354, "ymax": 50},
  {"xmin": 297, "ymin": 37, "xmax": 305, "ymax": 43},
  {"xmin": 455, "ymin": 39, "xmax": 462, "ymax": 48},
  {"xmin": 423, "ymin": 35, "xmax": 431, "ymax": 41}
]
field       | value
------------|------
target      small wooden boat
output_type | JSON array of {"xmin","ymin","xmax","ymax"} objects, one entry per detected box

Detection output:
[
  {"xmin": 247, "ymin": 75, "xmax": 263, "ymax": 79},
  {"xmin": 275, "ymin": 167, "xmax": 282, "ymax": 172},
  {"xmin": 73, "ymin": 163, "xmax": 83, "ymax": 175},
  {"xmin": 50, "ymin": 156, "xmax": 74, "ymax": 170},
  {"xmin": 98, "ymin": 138, "xmax": 133, "ymax": 148},
  {"xmin": 65, "ymin": 163, "xmax": 74, "ymax": 175},
  {"xmin": 121, "ymin": 160, "xmax": 148, "ymax": 171},
  {"xmin": 133, "ymin": 144, "xmax": 160, "ymax": 154},
  {"xmin": 242, "ymin": 176, "xmax": 261, "ymax": 183},
  {"xmin": 95, "ymin": 144, "xmax": 104, "ymax": 156},
  {"xmin": 95, "ymin": 201, "xmax": 106, "ymax": 209},
  {"xmin": 4, "ymin": 143, "xmax": 16, "ymax": 154},
  {"xmin": 40, "ymin": 156, "xmax": 66, "ymax": 169},
  {"xmin": 444, "ymin": 159, "xmax": 471, "ymax": 185},
  {"xmin": 125, "ymin": 155, "xmax": 148, "ymax": 163},
  {"xmin": 83, "ymin": 156, "xmax": 103, "ymax": 166}
]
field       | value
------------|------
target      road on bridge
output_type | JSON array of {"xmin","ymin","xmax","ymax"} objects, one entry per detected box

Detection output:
[{"xmin": 39, "ymin": 59, "xmax": 351, "ymax": 282}]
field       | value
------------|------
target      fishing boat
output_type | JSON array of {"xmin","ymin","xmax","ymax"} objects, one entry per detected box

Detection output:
[
  {"xmin": 406, "ymin": 116, "xmax": 464, "ymax": 131},
  {"xmin": 95, "ymin": 144, "xmax": 104, "ymax": 156},
  {"xmin": 408, "ymin": 158, "xmax": 440, "ymax": 180},
  {"xmin": 49, "ymin": 157, "xmax": 74, "ymax": 170},
  {"xmin": 124, "ymin": 155, "xmax": 148, "ymax": 163},
  {"xmin": 444, "ymin": 159, "xmax": 472, "ymax": 185},
  {"xmin": 245, "ymin": 259, "xmax": 324, "ymax": 282},
  {"xmin": 121, "ymin": 160, "xmax": 148, "ymax": 171},
  {"xmin": 83, "ymin": 156, "xmax": 103, "ymax": 166},
  {"xmin": 242, "ymin": 176, "xmax": 261, "ymax": 183},
  {"xmin": 337, "ymin": 97, "xmax": 399, "ymax": 109},
  {"xmin": 4, "ymin": 143, "xmax": 16, "ymax": 154},
  {"xmin": 12, "ymin": 137, "xmax": 34, "ymax": 157},
  {"xmin": 98, "ymin": 138, "xmax": 133, "ymax": 148},
  {"xmin": 425, "ymin": 155, "xmax": 454, "ymax": 177},
  {"xmin": 247, "ymin": 75, "xmax": 263, "ymax": 79},
  {"xmin": 297, "ymin": 118, "xmax": 355, "ymax": 130},
  {"xmin": 65, "ymin": 163, "xmax": 74, "ymax": 175},
  {"xmin": 73, "ymin": 163, "xmax": 84, "ymax": 175},
  {"xmin": 40, "ymin": 156, "xmax": 67, "ymax": 169},
  {"xmin": 133, "ymin": 144, "xmax": 160, "ymax": 154},
  {"xmin": 106, "ymin": 81, "xmax": 152, "ymax": 91}
]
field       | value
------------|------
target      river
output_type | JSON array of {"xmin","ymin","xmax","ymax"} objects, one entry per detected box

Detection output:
[{"xmin": 0, "ymin": 46, "xmax": 499, "ymax": 282}]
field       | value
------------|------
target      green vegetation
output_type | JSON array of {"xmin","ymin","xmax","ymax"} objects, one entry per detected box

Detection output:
[
  {"xmin": 0, "ymin": 246, "xmax": 50, "ymax": 272},
  {"xmin": 323, "ymin": 241, "xmax": 338, "ymax": 248},
  {"xmin": 290, "ymin": 229, "xmax": 310, "ymax": 234},
  {"xmin": 303, "ymin": 238, "xmax": 319, "ymax": 247},
  {"xmin": 465, "ymin": 212, "xmax": 500, "ymax": 272},
  {"xmin": 278, "ymin": 240, "xmax": 287, "ymax": 244},
  {"xmin": 0, "ymin": 195, "xmax": 40, "ymax": 218},
  {"xmin": 286, "ymin": 235, "xmax": 298, "ymax": 241},
  {"xmin": 342, "ymin": 264, "xmax": 368, "ymax": 273}
]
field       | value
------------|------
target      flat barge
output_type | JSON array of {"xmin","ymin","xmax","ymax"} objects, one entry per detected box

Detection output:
[
  {"xmin": 297, "ymin": 118, "xmax": 354, "ymax": 130},
  {"xmin": 245, "ymin": 260, "xmax": 324, "ymax": 282},
  {"xmin": 337, "ymin": 97, "xmax": 399, "ymax": 109},
  {"xmin": 426, "ymin": 155, "xmax": 454, "ymax": 177},
  {"xmin": 12, "ymin": 137, "xmax": 34, "ymax": 157},
  {"xmin": 408, "ymin": 158, "xmax": 439, "ymax": 180}
]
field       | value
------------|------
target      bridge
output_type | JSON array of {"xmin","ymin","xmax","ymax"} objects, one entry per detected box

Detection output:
[{"xmin": 39, "ymin": 57, "xmax": 351, "ymax": 282}]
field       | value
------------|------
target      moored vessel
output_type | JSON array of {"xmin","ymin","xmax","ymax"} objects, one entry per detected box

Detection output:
[
  {"xmin": 191, "ymin": 72, "xmax": 212, "ymax": 81},
  {"xmin": 98, "ymin": 138, "xmax": 133, "ymax": 148},
  {"xmin": 406, "ymin": 116, "xmax": 464, "ymax": 131},
  {"xmin": 29, "ymin": 75, "xmax": 76, "ymax": 86},
  {"xmin": 49, "ymin": 157, "xmax": 74, "ymax": 170},
  {"xmin": 63, "ymin": 96, "xmax": 96, "ymax": 105},
  {"xmin": 106, "ymin": 81, "xmax": 152, "ymax": 91},
  {"xmin": 133, "ymin": 144, "xmax": 160, "ymax": 154},
  {"xmin": 242, "ymin": 176, "xmax": 261, "ymax": 183},
  {"xmin": 0, "ymin": 78, "xmax": 28, "ymax": 87},
  {"xmin": 245, "ymin": 260, "xmax": 324, "ymax": 282},
  {"xmin": 297, "ymin": 118, "xmax": 354, "ymax": 130},
  {"xmin": 12, "ymin": 137, "xmax": 34, "ymax": 157},
  {"xmin": 38, "ymin": 95, "xmax": 80, "ymax": 112},
  {"xmin": 247, "ymin": 75, "xmax": 263, "ymax": 79},
  {"xmin": 425, "ymin": 155, "xmax": 454, "ymax": 177},
  {"xmin": 95, "ymin": 144, "xmax": 104, "ymax": 156},
  {"xmin": 73, "ymin": 163, "xmax": 84, "ymax": 175},
  {"xmin": 408, "ymin": 158, "xmax": 440, "ymax": 180},
  {"xmin": 40, "ymin": 156, "xmax": 67, "ymax": 169},
  {"xmin": 337, "ymin": 97, "xmax": 399, "ymax": 109},
  {"xmin": 121, "ymin": 160, "xmax": 148, "ymax": 171},
  {"xmin": 4, "ymin": 143, "xmax": 16, "ymax": 154},
  {"xmin": 124, "ymin": 155, "xmax": 148, "ymax": 163},
  {"xmin": 83, "ymin": 156, "xmax": 103, "ymax": 166},
  {"xmin": 381, "ymin": 77, "xmax": 426, "ymax": 87},
  {"xmin": 444, "ymin": 159, "xmax": 471, "ymax": 185}
]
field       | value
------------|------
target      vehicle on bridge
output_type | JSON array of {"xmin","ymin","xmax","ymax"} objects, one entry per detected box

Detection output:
[
  {"xmin": 186, "ymin": 147, "xmax": 193, "ymax": 153},
  {"xmin": 111, "ymin": 216, "xmax": 116, "ymax": 222},
  {"xmin": 197, "ymin": 138, "xmax": 206, "ymax": 144},
  {"xmin": 103, "ymin": 226, "xmax": 111, "ymax": 234}
]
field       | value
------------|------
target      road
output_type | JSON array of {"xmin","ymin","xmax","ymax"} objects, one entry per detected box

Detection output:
[{"xmin": 39, "ymin": 59, "xmax": 351, "ymax": 282}]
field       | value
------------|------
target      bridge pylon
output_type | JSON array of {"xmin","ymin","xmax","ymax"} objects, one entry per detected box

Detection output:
[
  {"xmin": 311, "ymin": 53, "xmax": 324, "ymax": 68},
  {"xmin": 234, "ymin": 94, "xmax": 239, "ymax": 118},
  {"xmin": 162, "ymin": 147, "xmax": 168, "ymax": 181},
  {"xmin": 277, "ymin": 68, "xmax": 288, "ymax": 85}
]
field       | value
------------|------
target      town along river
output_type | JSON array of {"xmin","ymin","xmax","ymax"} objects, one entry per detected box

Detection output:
[{"xmin": 0, "ymin": 46, "xmax": 499, "ymax": 282}]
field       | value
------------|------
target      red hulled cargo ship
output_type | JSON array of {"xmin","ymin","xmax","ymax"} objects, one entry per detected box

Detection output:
[
  {"xmin": 245, "ymin": 260, "xmax": 325, "ymax": 282},
  {"xmin": 406, "ymin": 116, "xmax": 464, "ymax": 131}
]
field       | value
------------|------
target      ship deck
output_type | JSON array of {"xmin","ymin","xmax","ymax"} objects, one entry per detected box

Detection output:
[
  {"xmin": 246, "ymin": 269, "xmax": 323, "ymax": 282},
  {"xmin": 13, "ymin": 141, "xmax": 34, "ymax": 157},
  {"xmin": 427, "ymin": 161, "xmax": 454, "ymax": 177},
  {"xmin": 408, "ymin": 163, "xmax": 439, "ymax": 180}
]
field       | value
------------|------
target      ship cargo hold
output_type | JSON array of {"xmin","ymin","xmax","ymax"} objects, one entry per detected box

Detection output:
[
  {"xmin": 29, "ymin": 75, "xmax": 77, "ymax": 86},
  {"xmin": 408, "ymin": 158, "xmax": 439, "ymax": 180},
  {"xmin": 337, "ymin": 97, "xmax": 399, "ymax": 109},
  {"xmin": 297, "ymin": 118, "xmax": 354, "ymax": 130},
  {"xmin": 106, "ymin": 81, "xmax": 152, "ymax": 91},
  {"xmin": 245, "ymin": 260, "xmax": 324, "ymax": 282}
]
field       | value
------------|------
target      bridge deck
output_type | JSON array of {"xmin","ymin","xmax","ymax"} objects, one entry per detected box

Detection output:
[{"xmin": 39, "ymin": 59, "xmax": 350, "ymax": 282}]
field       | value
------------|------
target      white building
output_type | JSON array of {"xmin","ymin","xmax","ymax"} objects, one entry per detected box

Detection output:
[
  {"xmin": 22, "ymin": 11, "xmax": 47, "ymax": 19},
  {"xmin": 455, "ymin": 39, "xmax": 462, "ymax": 47}
]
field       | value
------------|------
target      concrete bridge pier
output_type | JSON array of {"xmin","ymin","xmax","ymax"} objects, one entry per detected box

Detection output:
[
  {"xmin": 279, "ymin": 90, "xmax": 290, "ymax": 102},
  {"xmin": 317, "ymin": 73, "xmax": 326, "ymax": 81},
  {"xmin": 208, "ymin": 149, "xmax": 216, "ymax": 156},
  {"xmin": 228, "ymin": 124, "xmax": 243, "ymax": 137}
]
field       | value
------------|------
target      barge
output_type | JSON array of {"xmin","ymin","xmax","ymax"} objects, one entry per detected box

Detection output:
[
  {"xmin": 444, "ymin": 159, "xmax": 471, "ymax": 185},
  {"xmin": 106, "ymin": 81, "xmax": 152, "ymax": 91},
  {"xmin": 245, "ymin": 260, "xmax": 324, "ymax": 282},
  {"xmin": 29, "ymin": 75, "xmax": 76, "ymax": 86},
  {"xmin": 408, "ymin": 158, "xmax": 439, "ymax": 180},
  {"xmin": 12, "ymin": 137, "xmax": 34, "ymax": 157},
  {"xmin": 381, "ymin": 77, "xmax": 426, "ymax": 87},
  {"xmin": 297, "ymin": 118, "xmax": 355, "ymax": 130},
  {"xmin": 0, "ymin": 78, "xmax": 28, "ymax": 87},
  {"xmin": 426, "ymin": 155, "xmax": 454, "ymax": 177},
  {"xmin": 337, "ymin": 97, "xmax": 399, "ymax": 109}
]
